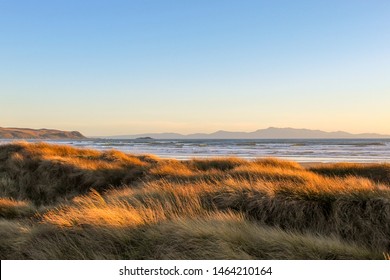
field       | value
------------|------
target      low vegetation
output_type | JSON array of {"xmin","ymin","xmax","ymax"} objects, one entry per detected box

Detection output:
[{"xmin": 0, "ymin": 142, "xmax": 389, "ymax": 259}]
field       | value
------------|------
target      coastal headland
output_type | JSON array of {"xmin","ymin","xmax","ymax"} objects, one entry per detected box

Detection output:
[
  {"xmin": 0, "ymin": 127, "xmax": 86, "ymax": 140},
  {"xmin": 0, "ymin": 142, "xmax": 389, "ymax": 259}
]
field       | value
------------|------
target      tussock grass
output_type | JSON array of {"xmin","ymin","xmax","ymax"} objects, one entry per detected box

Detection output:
[
  {"xmin": 0, "ymin": 142, "xmax": 149, "ymax": 204},
  {"xmin": 252, "ymin": 157, "xmax": 303, "ymax": 170},
  {"xmin": 310, "ymin": 162, "xmax": 390, "ymax": 185},
  {"xmin": 0, "ymin": 198, "xmax": 36, "ymax": 218},
  {"xmin": 0, "ymin": 142, "xmax": 389, "ymax": 259},
  {"xmin": 3, "ymin": 214, "xmax": 381, "ymax": 260},
  {"xmin": 142, "ymin": 215, "xmax": 380, "ymax": 260},
  {"xmin": 149, "ymin": 160, "xmax": 194, "ymax": 177},
  {"xmin": 204, "ymin": 179, "xmax": 390, "ymax": 251},
  {"xmin": 189, "ymin": 157, "xmax": 246, "ymax": 171},
  {"xmin": 229, "ymin": 165, "xmax": 315, "ymax": 183},
  {"xmin": 42, "ymin": 190, "xmax": 150, "ymax": 228},
  {"xmin": 0, "ymin": 220, "xmax": 28, "ymax": 259}
]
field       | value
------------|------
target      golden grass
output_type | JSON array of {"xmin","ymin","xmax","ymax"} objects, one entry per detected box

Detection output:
[
  {"xmin": 14, "ymin": 141, "xmax": 102, "ymax": 158},
  {"xmin": 0, "ymin": 142, "xmax": 389, "ymax": 259},
  {"xmin": 252, "ymin": 157, "xmax": 303, "ymax": 170},
  {"xmin": 3, "ymin": 142, "xmax": 147, "ymax": 169},
  {"xmin": 0, "ymin": 198, "xmax": 36, "ymax": 218},
  {"xmin": 149, "ymin": 160, "xmax": 194, "ymax": 177},
  {"xmin": 42, "ymin": 191, "xmax": 148, "ymax": 227},
  {"xmin": 0, "ymin": 142, "xmax": 150, "ymax": 204}
]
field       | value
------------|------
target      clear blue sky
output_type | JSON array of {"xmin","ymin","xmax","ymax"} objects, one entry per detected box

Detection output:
[{"xmin": 1, "ymin": 0, "xmax": 389, "ymax": 136}]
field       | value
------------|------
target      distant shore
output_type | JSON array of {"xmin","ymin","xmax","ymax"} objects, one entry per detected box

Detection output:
[{"xmin": 1, "ymin": 138, "xmax": 389, "ymax": 163}]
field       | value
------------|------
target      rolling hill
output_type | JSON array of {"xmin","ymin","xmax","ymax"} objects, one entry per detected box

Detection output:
[{"xmin": 0, "ymin": 127, "xmax": 86, "ymax": 139}]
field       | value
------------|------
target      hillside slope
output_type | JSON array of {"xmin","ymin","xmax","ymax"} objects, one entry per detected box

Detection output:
[{"xmin": 0, "ymin": 127, "xmax": 86, "ymax": 139}]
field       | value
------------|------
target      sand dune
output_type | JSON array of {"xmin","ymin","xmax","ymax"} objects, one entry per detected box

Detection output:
[{"xmin": 0, "ymin": 142, "xmax": 389, "ymax": 259}]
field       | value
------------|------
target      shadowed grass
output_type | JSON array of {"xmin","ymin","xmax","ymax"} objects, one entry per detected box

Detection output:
[
  {"xmin": 3, "ymin": 213, "xmax": 381, "ymax": 260},
  {"xmin": 142, "ymin": 215, "xmax": 380, "ymax": 260},
  {"xmin": 0, "ymin": 219, "xmax": 31, "ymax": 259},
  {"xmin": 189, "ymin": 157, "xmax": 246, "ymax": 171},
  {"xmin": 309, "ymin": 162, "xmax": 390, "ymax": 185},
  {"xmin": 0, "ymin": 198, "xmax": 36, "ymax": 218}
]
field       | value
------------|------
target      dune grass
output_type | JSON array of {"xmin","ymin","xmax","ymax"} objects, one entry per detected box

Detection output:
[
  {"xmin": 0, "ymin": 142, "xmax": 389, "ymax": 259},
  {"xmin": 309, "ymin": 162, "xmax": 390, "ymax": 185}
]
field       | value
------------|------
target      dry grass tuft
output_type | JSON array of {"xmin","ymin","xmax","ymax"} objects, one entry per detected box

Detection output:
[
  {"xmin": 310, "ymin": 162, "xmax": 390, "ymax": 185},
  {"xmin": 0, "ymin": 198, "xmax": 36, "ymax": 218},
  {"xmin": 42, "ymin": 190, "xmax": 149, "ymax": 227},
  {"xmin": 189, "ymin": 157, "xmax": 246, "ymax": 171},
  {"xmin": 252, "ymin": 157, "xmax": 303, "ymax": 170},
  {"xmin": 149, "ymin": 160, "xmax": 194, "ymax": 177}
]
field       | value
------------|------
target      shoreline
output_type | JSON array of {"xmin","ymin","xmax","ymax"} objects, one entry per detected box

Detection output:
[{"xmin": 1, "ymin": 138, "xmax": 389, "ymax": 164}]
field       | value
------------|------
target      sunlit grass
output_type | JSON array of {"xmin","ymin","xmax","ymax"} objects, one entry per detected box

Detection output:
[
  {"xmin": 149, "ymin": 160, "xmax": 194, "ymax": 176},
  {"xmin": 42, "ymin": 191, "xmax": 149, "ymax": 227}
]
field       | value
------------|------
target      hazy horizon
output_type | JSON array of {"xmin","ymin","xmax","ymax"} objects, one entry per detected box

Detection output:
[
  {"xmin": 1, "ymin": 0, "xmax": 389, "ymax": 136},
  {"xmin": 94, "ymin": 126, "xmax": 390, "ymax": 138},
  {"xmin": 3, "ymin": 126, "xmax": 388, "ymax": 138}
]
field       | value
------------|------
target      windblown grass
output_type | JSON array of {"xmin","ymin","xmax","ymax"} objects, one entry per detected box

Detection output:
[
  {"xmin": 0, "ymin": 142, "xmax": 148, "ymax": 204},
  {"xmin": 309, "ymin": 162, "xmax": 390, "ymax": 184},
  {"xmin": 0, "ymin": 198, "xmax": 36, "ymax": 218},
  {"xmin": 0, "ymin": 142, "xmax": 389, "ymax": 259}
]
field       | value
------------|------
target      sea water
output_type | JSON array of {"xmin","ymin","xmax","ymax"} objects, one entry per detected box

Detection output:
[{"xmin": 2, "ymin": 138, "xmax": 390, "ymax": 163}]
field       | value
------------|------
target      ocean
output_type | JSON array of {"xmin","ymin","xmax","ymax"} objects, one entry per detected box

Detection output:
[{"xmin": 2, "ymin": 138, "xmax": 390, "ymax": 163}]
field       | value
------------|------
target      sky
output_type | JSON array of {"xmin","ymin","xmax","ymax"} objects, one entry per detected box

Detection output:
[{"xmin": 1, "ymin": 0, "xmax": 389, "ymax": 136}]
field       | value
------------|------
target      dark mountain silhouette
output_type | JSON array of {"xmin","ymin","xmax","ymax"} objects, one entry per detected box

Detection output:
[{"xmin": 108, "ymin": 127, "xmax": 390, "ymax": 139}]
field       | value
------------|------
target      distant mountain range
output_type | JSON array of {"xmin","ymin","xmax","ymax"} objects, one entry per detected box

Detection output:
[
  {"xmin": 0, "ymin": 127, "xmax": 86, "ymax": 139},
  {"xmin": 2, "ymin": 127, "xmax": 389, "ymax": 140},
  {"xmin": 108, "ymin": 127, "xmax": 390, "ymax": 139}
]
